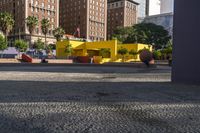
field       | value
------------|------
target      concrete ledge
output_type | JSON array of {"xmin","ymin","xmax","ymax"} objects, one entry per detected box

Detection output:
[
  {"xmin": 0, "ymin": 59, "xmax": 20, "ymax": 63},
  {"xmin": 0, "ymin": 62, "xmax": 157, "ymax": 68},
  {"xmin": 47, "ymin": 59, "xmax": 73, "ymax": 64},
  {"xmin": 31, "ymin": 59, "xmax": 73, "ymax": 64}
]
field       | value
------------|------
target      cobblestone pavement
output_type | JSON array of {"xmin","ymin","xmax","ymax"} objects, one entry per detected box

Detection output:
[{"xmin": 0, "ymin": 65, "xmax": 200, "ymax": 133}]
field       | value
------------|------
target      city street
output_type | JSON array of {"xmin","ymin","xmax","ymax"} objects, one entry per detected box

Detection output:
[{"xmin": 0, "ymin": 65, "xmax": 200, "ymax": 133}]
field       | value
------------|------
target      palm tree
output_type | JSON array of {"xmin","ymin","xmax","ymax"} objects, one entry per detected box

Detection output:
[
  {"xmin": 0, "ymin": 12, "xmax": 14, "ymax": 43},
  {"xmin": 41, "ymin": 18, "xmax": 50, "ymax": 49},
  {"xmin": 26, "ymin": 16, "xmax": 38, "ymax": 45},
  {"xmin": 53, "ymin": 27, "xmax": 65, "ymax": 41}
]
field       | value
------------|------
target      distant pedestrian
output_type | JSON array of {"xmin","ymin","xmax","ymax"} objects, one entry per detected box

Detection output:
[{"xmin": 90, "ymin": 57, "xmax": 93, "ymax": 64}]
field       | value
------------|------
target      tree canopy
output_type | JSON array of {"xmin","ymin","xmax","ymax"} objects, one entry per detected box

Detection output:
[
  {"xmin": 53, "ymin": 27, "xmax": 65, "ymax": 41},
  {"xmin": 0, "ymin": 12, "xmax": 14, "ymax": 41},
  {"xmin": 26, "ymin": 16, "xmax": 38, "ymax": 35},
  {"xmin": 41, "ymin": 18, "xmax": 50, "ymax": 48},
  {"xmin": 112, "ymin": 27, "xmax": 132, "ymax": 43},
  {"xmin": 112, "ymin": 23, "xmax": 171, "ymax": 50}
]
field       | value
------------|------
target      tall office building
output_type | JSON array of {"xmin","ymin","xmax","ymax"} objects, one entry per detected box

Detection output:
[
  {"xmin": 134, "ymin": 0, "xmax": 147, "ymax": 18},
  {"xmin": 59, "ymin": 0, "xmax": 107, "ymax": 41},
  {"xmin": 0, "ymin": 0, "xmax": 59, "ymax": 46},
  {"xmin": 107, "ymin": 0, "xmax": 138, "ymax": 40}
]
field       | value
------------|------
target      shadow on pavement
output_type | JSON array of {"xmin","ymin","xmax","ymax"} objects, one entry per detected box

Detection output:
[
  {"xmin": 0, "ymin": 80, "xmax": 199, "ymax": 133},
  {"xmin": 0, "ymin": 80, "xmax": 199, "ymax": 103},
  {"xmin": 0, "ymin": 65, "xmax": 171, "ymax": 74}
]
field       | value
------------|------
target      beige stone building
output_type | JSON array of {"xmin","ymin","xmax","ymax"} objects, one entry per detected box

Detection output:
[
  {"xmin": 0, "ymin": 0, "xmax": 59, "ymax": 46},
  {"xmin": 59, "ymin": 0, "xmax": 107, "ymax": 41},
  {"xmin": 107, "ymin": 0, "xmax": 138, "ymax": 40}
]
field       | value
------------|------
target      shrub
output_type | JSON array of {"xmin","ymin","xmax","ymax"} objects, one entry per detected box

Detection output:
[
  {"xmin": 129, "ymin": 49, "xmax": 138, "ymax": 61},
  {"xmin": 33, "ymin": 38, "xmax": 45, "ymax": 52},
  {"xmin": 118, "ymin": 47, "xmax": 128, "ymax": 56},
  {"xmin": 153, "ymin": 50, "xmax": 162, "ymax": 60},
  {"xmin": 49, "ymin": 44, "xmax": 56, "ymax": 50},
  {"xmin": 65, "ymin": 43, "xmax": 73, "ymax": 57},
  {"xmin": 118, "ymin": 47, "xmax": 128, "ymax": 62},
  {"xmin": 99, "ymin": 48, "xmax": 110, "ymax": 58},
  {"xmin": 15, "ymin": 39, "xmax": 28, "ymax": 52}
]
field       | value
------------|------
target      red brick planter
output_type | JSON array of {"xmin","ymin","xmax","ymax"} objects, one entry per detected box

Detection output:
[{"xmin": 77, "ymin": 56, "xmax": 90, "ymax": 63}]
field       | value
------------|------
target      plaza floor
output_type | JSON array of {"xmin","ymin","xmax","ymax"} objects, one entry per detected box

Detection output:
[{"xmin": 0, "ymin": 65, "xmax": 199, "ymax": 133}]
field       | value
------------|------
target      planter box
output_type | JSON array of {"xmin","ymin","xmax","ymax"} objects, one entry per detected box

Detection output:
[{"xmin": 76, "ymin": 56, "xmax": 90, "ymax": 63}]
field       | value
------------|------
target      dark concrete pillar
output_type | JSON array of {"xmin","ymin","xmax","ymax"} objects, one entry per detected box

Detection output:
[{"xmin": 172, "ymin": 0, "xmax": 200, "ymax": 83}]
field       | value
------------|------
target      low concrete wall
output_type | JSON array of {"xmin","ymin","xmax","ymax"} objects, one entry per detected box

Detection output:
[
  {"xmin": 0, "ymin": 59, "xmax": 20, "ymax": 63},
  {"xmin": 31, "ymin": 59, "xmax": 73, "ymax": 64},
  {"xmin": 47, "ymin": 59, "xmax": 73, "ymax": 64}
]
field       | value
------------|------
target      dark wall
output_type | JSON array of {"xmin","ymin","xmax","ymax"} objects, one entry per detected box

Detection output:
[{"xmin": 172, "ymin": 0, "xmax": 200, "ymax": 83}]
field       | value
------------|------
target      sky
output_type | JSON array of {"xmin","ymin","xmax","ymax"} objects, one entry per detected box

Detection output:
[{"xmin": 149, "ymin": 0, "xmax": 161, "ymax": 15}]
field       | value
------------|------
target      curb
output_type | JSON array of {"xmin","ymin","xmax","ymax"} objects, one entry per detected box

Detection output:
[{"xmin": 0, "ymin": 63, "xmax": 157, "ymax": 68}]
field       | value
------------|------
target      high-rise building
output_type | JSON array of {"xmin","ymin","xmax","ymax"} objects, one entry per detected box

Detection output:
[
  {"xmin": 107, "ymin": 0, "xmax": 138, "ymax": 40},
  {"xmin": 0, "ymin": 0, "xmax": 59, "ymax": 46},
  {"xmin": 59, "ymin": 0, "xmax": 107, "ymax": 41},
  {"xmin": 134, "ymin": 0, "xmax": 147, "ymax": 19},
  {"xmin": 0, "ymin": 0, "xmax": 59, "ymax": 45}
]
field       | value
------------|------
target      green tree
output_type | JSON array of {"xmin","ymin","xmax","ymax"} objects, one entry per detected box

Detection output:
[
  {"xmin": 0, "ymin": 12, "xmax": 14, "ymax": 42},
  {"xmin": 15, "ymin": 39, "xmax": 28, "ymax": 52},
  {"xmin": 53, "ymin": 27, "xmax": 65, "ymax": 41},
  {"xmin": 0, "ymin": 34, "xmax": 7, "ymax": 58},
  {"xmin": 125, "ymin": 23, "xmax": 171, "ymax": 50},
  {"xmin": 33, "ymin": 38, "xmax": 45, "ymax": 57},
  {"xmin": 65, "ymin": 43, "xmax": 73, "ymax": 58},
  {"xmin": 129, "ymin": 49, "xmax": 138, "ymax": 62},
  {"xmin": 41, "ymin": 18, "xmax": 50, "ymax": 48},
  {"xmin": 112, "ymin": 26, "xmax": 132, "ymax": 43},
  {"xmin": 26, "ymin": 16, "xmax": 38, "ymax": 45},
  {"xmin": 118, "ymin": 47, "xmax": 128, "ymax": 62}
]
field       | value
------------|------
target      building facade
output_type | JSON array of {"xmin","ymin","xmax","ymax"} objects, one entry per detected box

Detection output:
[
  {"xmin": 0, "ymin": 0, "xmax": 59, "ymax": 46},
  {"xmin": 107, "ymin": 0, "xmax": 138, "ymax": 40},
  {"xmin": 59, "ymin": 0, "xmax": 107, "ymax": 41},
  {"xmin": 133, "ymin": 0, "xmax": 148, "ymax": 22}
]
